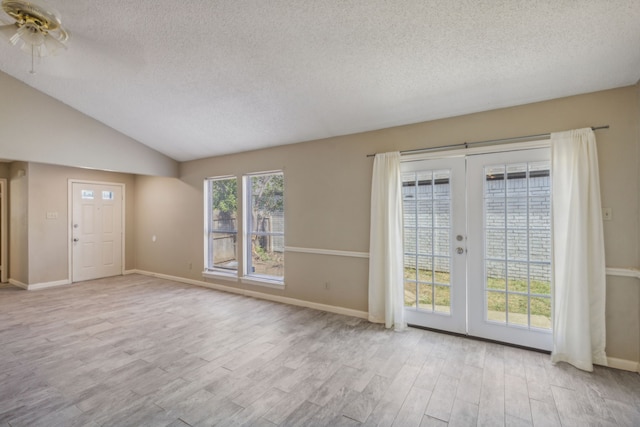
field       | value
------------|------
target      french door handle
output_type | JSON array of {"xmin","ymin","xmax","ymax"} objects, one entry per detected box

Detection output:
[{"xmin": 456, "ymin": 247, "xmax": 465, "ymax": 254}]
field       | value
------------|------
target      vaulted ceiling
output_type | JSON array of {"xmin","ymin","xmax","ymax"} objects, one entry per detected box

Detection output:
[{"xmin": 1, "ymin": 1, "xmax": 639, "ymax": 162}]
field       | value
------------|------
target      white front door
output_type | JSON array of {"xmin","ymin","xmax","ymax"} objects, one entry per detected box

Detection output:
[
  {"xmin": 72, "ymin": 182, "xmax": 123, "ymax": 282},
  {"xmin": 401, "ymin": 148, "xmax": 552, "ymax": 351}
]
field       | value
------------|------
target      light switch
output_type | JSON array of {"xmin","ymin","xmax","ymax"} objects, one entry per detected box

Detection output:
[{"xmin": 602, "ymin": 207, "xmax": 612, "ymax": 221}]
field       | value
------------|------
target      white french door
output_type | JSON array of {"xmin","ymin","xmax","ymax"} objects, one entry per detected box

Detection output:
[
  {"xmin": 402, "ymin": 148, "xmax": 552, "ymax": 351},
  {"xmin": 71, "ymin": 182, "xmax": 124, "ymax": 282},
  {"xmin": 402, "ymin": 157, "xmax": 467, "ymax": 334}
]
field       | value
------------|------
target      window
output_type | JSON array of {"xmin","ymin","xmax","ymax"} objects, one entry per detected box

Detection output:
[
  {"xmin": 204, "ymin": 171, "xmax": 285, "ymax": 286},
  {"xmin": 206, "ymin": 176, "xmax": 238, "ymax": 274},
  {"xmin": 244, "ymin": 171, "xmax": 284, "ymax": 282}
]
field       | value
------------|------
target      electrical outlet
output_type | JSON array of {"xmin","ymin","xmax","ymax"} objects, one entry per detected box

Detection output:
[{"xmin": 602, "ymin": 207, "xmax": 612, "ymax": 221}]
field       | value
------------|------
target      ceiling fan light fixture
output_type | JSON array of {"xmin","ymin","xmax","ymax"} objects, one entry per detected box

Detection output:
[{"xmin": 0, "ymin": 0, "xmax": 69, "ymax": 72}]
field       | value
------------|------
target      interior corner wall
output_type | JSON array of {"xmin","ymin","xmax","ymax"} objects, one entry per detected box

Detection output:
[
  {"xmin": 9, "ymin": 161, "xmax": 28, "ymax": 285},
  {"xmin": 133, "ymin": 85, "xmax": 640, "ymax": 364},
  {"xmin": 26, "ymin": 162, "xmax": 136, "ymax": 285},
  {"xmin": 0, "ymin": 71, "xmax": 178, "ymax": 177}
]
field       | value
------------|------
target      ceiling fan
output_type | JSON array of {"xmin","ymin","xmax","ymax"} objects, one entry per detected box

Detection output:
[{"xmin": 0, "ymin": 0, "xmax": 69, "ymax": 73}]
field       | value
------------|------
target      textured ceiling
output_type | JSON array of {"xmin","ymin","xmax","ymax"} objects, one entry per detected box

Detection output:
[{"xmin": 1, "ymin": 1, "xmax": 639, "ymax": 162}]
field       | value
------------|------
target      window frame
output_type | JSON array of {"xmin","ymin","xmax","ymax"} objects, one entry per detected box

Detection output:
[
  {"xmin": 204, "ymin": 175, "xmax": 239, "ymax": 278},
  {"xmin": 242, "ymin": 170, "xmax": 285, "ymax": 285}
]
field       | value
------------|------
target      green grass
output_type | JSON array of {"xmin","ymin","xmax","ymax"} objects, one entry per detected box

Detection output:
[{"xmin": 404, "ymin": 268, "xmax": 551, "ymax": 328}]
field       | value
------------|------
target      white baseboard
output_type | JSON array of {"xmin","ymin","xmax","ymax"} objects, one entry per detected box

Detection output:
[
  {"xmin": 132, "ymin": 269, "xmax": 368, "ymax": 320},
  {"xmin": 27, "ymin": 279, "xmax": 71, "ymax": 290},
  {"xmin": 123, "ymin": 269, "xmax": 137, "ymax": 275},
  {"xmin": 8, "ymin": 278, "xmax": 28, "ymax": 289},
  {"xmin": 606, "ymin": 357, "xmax": 640, "ymax": 373}
]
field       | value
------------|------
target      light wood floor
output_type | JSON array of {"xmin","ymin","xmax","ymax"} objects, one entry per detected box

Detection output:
[{"xmin": 0, "ymin": 275, "xmax": 638, "ymax": 427}]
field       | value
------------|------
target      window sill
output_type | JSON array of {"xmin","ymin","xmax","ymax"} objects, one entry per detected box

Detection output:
[
  {"xmin": 202, "ymin": 270, "xmax": 238, "ymax": 281},
  {"xmin": 241, "ymin": 276, "xmax": 285, "ymax": 289}
]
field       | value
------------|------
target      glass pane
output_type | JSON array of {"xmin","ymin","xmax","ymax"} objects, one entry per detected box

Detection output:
[
  {"xmin": 211, "ymin": 178, "xmax": 238, "ymax": 232},
  {"xmin": 404, "ymin": 259, "xmax": 417, "ymax": 280},
  {"xmin": 506, "ymin": 198, "xmax": 527, "ymax": 229},
  {"xmin": 250, "ymin": 234, "xmax": 284, "ymax": 278},
  {"xmin": 247, "ymin": 172, "xmax": 284, "ymax": 280},
  {"xmin": 404, "ymin": 282, "xmax": 417, "ymax": 308},
  {"xmin": 434, "ymin": 285, "xmax": 450, "ymax": 313},
  {"xmin": 404, "ymin": 227, "xmax": 417, "ymax": 255},
  {"xmin": 529, "ymin": 230, "xmax": 550, "ymax": 262},
  {"xmin": 433, "ymin": 199, "xmax": 450, "ymax": 227},
  {"xmin": 485, "ymin": 165, "xmax": 505, "ymax": 197},
  {"xmin": 528, "ymin": 162, "xmax": 550, "ymax": 196},
  {"xmin": 530, "ymin": 297, "xmax": 552, "ymax": 329},
  {"xmin": 486, "ymin": 261, "xmax": 506, "ymax": 290},
  {"xmin": 211, "ymin": 232, "xmax": 237, "ymax": 271},
  {"xmin": 507, "ymin": 230, "xmax": 527, "ymax": 260},
  {"xmin": 416, "ymin": 171, "xmax": 433, "ymax": 199},
  {"xmin": 403, "ymin": 200, "xmax": 416, "ymax": 227},
  {"xmin": 508, "ymin": 294, "xmax": 529, "ymax": 326},
  {"xmin": 402, "ymin": 173, "xmax": 416, "ymax": 200},
  {"xmin": 81, "ymin": 190, "xmax": 94, "ymax": 199},
  {"xmin": 102, "ymin": 191, "xmax": 114, "ymax": 200},
  {"xmin": 507, "ymin": 262, "xmax": 529, "ymax": 292},
  {"xmin": 506, "ymin": 164, "xmax": 527, "ymax": 197},
  {"xmin": 433, "ymin": 170, "xmax": 450, "ymax": 199},
  {"xmin": 434, "ymin": 229, "xmax": 449, "ymax": 256},
  {"xmin": 417, "ymin": 200, "xmax": 432, "ymax": 227},
  {"xmin": 486, "ymin": 230, "xmax": 505, "ymax": 259},
  {"xmin": 530, "ymin": 264, "xmax": 551, "ymax": 295},
  {"xmin": 487, "ymin": 291, "xmax": 506, "ymax": 323},
  {"xmin": 250, "ymin": 174, "xmax": 284, "ymax": 226},
  {"xmin": 529, "ymin": 197, "xmax": 550, "ymax": 229},
  {"xmin": 417, "ymin": 228, "xmax": 433, "ymax": 255},
  {"xmin": 417, "ymin": 283, "xmax": 433, "ymax": 311},
  {"xmin": 486, "ymin": 198, "xmax": 505, "ymax": 228},
  {"xmin": 434, "ymin": 257, "xmax": 450, "ymax": 285},
  {"xmin": 416, "ymin": 256, "xmax": 433, "ymax": 283}
]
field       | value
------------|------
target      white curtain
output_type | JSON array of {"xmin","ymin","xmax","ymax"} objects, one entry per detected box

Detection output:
[
  {"xmin": 550, "ymin": 128, "xmax": 607, "ymax": 371},
  {"xmin": 368, "ymin": 151, "xmax": 406, "ymax": 331}
]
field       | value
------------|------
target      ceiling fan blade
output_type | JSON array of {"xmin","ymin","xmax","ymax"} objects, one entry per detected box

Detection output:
[{"xmin": 0, "ymin": 23, "xmax": 18, "ymax": 42}]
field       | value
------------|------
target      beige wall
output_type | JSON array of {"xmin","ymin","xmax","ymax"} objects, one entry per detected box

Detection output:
[
  {"xmin": 135, "ymin": 85, "xmax": 640, "ymax": 363},
  {"xmin": 25, "ymin": 162, "xmax": 136, "ymax": 285},
  {"xmin": 0, "ymin": 163, "xmax": 9, "ymax": 178},
  {"xmin": 0, "ymin": 71, "xmax": 178, "ymax": 177},
  {"xmin": 9, "ymin": 162, "xmax": 28, "ymax": 284}
]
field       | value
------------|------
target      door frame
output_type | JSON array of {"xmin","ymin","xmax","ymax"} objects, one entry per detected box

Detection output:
[
  {"xmin": 0, "ymin": 178, "xmax": 6, "ymax": 283},
  {"xmin": 401, "ymin": 139, "xmax": 552, "ymax": 349},
  {"xmin": 68, "ymin": 179, "xmax": 125, "ymax": 282}
]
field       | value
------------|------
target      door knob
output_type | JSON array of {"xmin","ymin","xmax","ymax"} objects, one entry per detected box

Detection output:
[
  {"xmin": 456, "ymin": 247, "xmax": 464, "ymax": 254},
  {"xmin": 73, "ymin": 238, "xmax": 79, "ymax": 242}
]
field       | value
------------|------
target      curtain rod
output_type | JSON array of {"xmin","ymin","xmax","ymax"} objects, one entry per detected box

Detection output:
[{"xmin": 366, "ymin": 125, "xmax": 610, "ymax": 158}]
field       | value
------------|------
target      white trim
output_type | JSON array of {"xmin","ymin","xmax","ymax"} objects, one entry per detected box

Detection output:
[
  {"xmin": 285, "ymin": 246, "xmax": 370, "ymax": 259},
  {"xmin": 133, "ymin": 269, "xmax": 368, "ymax": 320},
  {"xmin": 26, "ymin": 279, "xmax": 71, "ymax": 290},
  {"xmin": 240, "ymin": 276, "xmax": 284, "ymax": 289},
  {"xmin": 402, "ymin": 139, "xmax": 551, "ymax": 162},
  {"xmin": 8, "ymin": 278, "xmax": 28, "ymax": 289},
  {"xmin": 202, "ymin": 270, "xmax": 238, "ymax": 281},
  {"xmin": 606, "ymin": 267, "xmax": 640, "ymax": 280},
  {"xmin": 0, "ymin": 179, "xmax": 6, "ymax": 283},
  {"xmin": 605, "ymin": 357, "xmax": 640, "ymax": 373},
  {"xmin": 124, "ymin": 269, "xmax": 137, "ymax": 275},
  {"xmin": 68, "ymin": 180, "xmax": 126, "ymax": 283}
]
